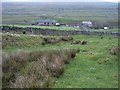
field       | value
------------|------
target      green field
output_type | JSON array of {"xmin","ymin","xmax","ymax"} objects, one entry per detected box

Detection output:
[{"xmin": 2, "ymin": 33, "xmax": 118, "ymax": 88}]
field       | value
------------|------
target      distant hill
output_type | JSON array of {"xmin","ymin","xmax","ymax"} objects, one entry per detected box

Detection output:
[{"xmin": 2, "ymin": 2, "xmax": 118, "ymax": 8}]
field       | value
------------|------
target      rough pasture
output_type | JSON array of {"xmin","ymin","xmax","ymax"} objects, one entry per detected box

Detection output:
[
  {"xmin": 2, "ymin": 29, "xmax": 118, "ymax": 88},
  {"xmin": 2, "ymin": 33, "xmax": 118, "ymax": 88}
]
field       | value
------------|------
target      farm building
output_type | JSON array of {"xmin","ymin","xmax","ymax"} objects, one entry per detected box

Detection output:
[
  {"xmin": 33, "ymin": 20, "xmax": 57, "ymax": 26},
  {"xmin": 81, "ymin": 21, "xmax": 93, "ymax": 28}
]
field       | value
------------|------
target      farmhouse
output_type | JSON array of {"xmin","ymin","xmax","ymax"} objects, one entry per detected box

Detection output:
[
  {"xmin": 81, "ymin": 21, "xmax": 93, "ymax": 28},
  {"xmin": 33, "ymin": 20, "xmax": 57, "ymax": 26}
]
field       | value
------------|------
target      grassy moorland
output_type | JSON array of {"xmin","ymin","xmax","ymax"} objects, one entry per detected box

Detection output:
[
  {"xmin": 2, "ymin": 2, "xmax": 118, "ymax": 27},
  {"xmin": 2, "ymin": 33, "xmax": 118, "ymax": 88}
]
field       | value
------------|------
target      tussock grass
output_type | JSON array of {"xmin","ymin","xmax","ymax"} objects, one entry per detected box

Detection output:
[
  {"xmin": 61, "ymin": 36, "xmax": 73, "ymax": 41},
  {"xmin": 2, "ymin": 48, "xmax": 79, "ymax": 88},
  {"xmin": 110, "ymin": 46, "xmax": 120, "ymax": 55},
  {"xmin": 42, "ymin": 36, "xmax": 74, "ymax": 45},
  {"xmin": 42, "ymin": 36, "xmax": 61, "ymax": 44},
  {"xmin": 71, "ymin": 39, "xmax": 87, "ymax": 45}
]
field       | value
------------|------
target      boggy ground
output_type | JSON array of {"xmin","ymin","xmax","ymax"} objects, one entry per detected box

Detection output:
[{"xmin": 2, "ymin": 33, "xmax": 118, "ymax": 88}]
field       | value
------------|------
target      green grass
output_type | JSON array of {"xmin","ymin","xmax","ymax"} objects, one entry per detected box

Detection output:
[
  {"xmin": 3, "ymin": 34, "xmax": 118, "ymax": 88},
  {"xmin": 53, "ymin": 54, "xmax": 118, "ymax": 88},
  {"xmin": 91, "ymin": 28, "xmax": 118, "ymax": 32},
  {"xmin": 52, "ymin": 35, "xmax": 118, "ymax": 88}
]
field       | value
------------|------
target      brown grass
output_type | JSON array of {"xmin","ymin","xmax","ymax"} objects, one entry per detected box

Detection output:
[
  {"xmin": 14, "ymin": 59, "xmax": 50, "ymax": 88},
  {"xmin": 2, "ymin": 48, "xmax": 80, "ymax": 88}
]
